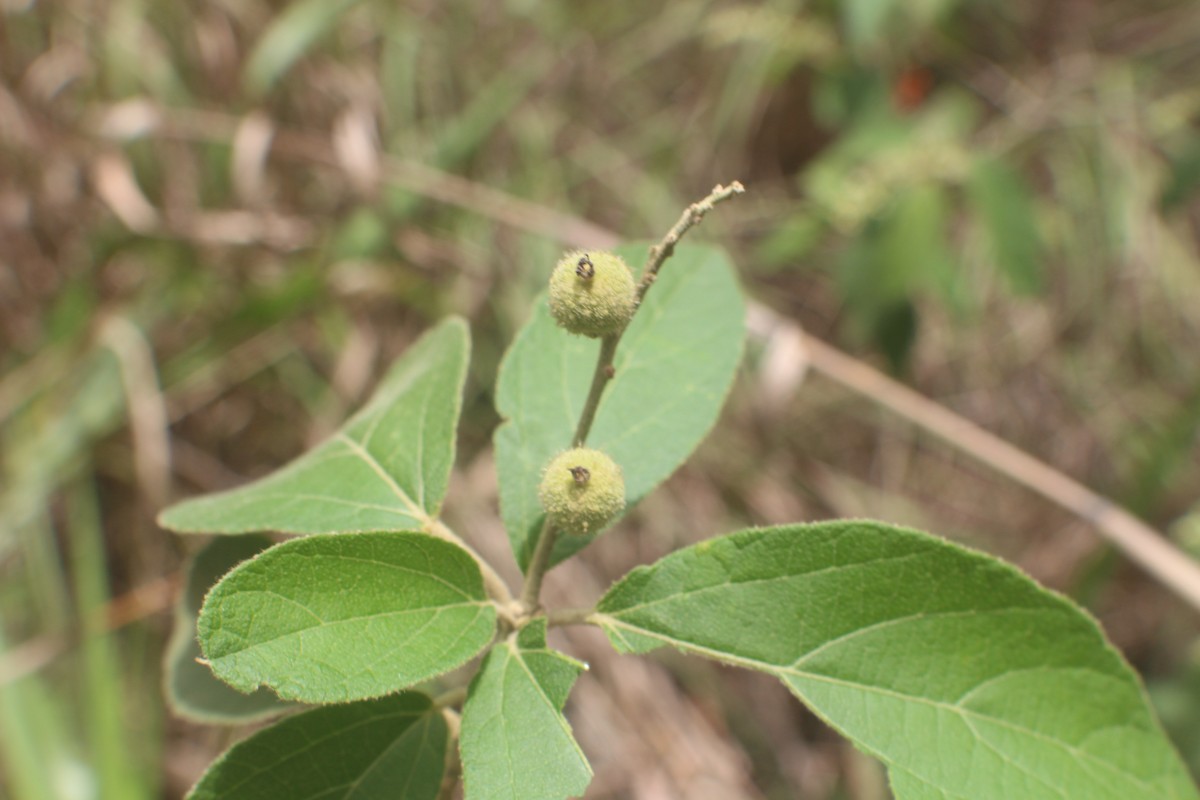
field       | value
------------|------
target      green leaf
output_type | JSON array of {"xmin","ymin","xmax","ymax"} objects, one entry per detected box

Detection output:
[
  {"xmin": 841, "ymin": 0, "xmax": 955, "ymax": 51},
  {"xmin": 880, "ymin": 184, "xmax": 956, "ymax": 306},
  {"xmin": 841, "ymin": 183, "xmax": 956, "ymax": 310},
  {"xmin": 460, "ymin": 619, "xmax": 591, "ymax": 800},
  {"xmin": 188, "ymin": 692, "xmax": 446, "ymax": 800},
  {"xmin": 756, "ymin": 215, "xmax": 825, "ymax": 271},
  {"xmin": 967, "ymin": 158, "xmax": 1044, "ymax": 294},
  {"xmin": 1161, "ymin": 140, "xmax": 1200, "ymax": 212},
  {"xmin": 198, "ymin": 532, "xmax": 497, "ymax": 703},
  {"xmin": 838, "ymin": 184, "xmax": 962, "ymax": 371},
  {"xmin": 842, "ymin": 0, "xmax": 899, "ymax": 49},
  {"xmin": 159, "ymin": 317, "xmax": 469, "ymax": 537},
  {"xmin": 594, "ymin": 521, "xmax": 1198, "ymax": 800},
  {"xmin": 494, "ymin": 242, "xmax": 744, "ymax": 570},
  {"xmin": 242, "ymin": 0, "xmax": 366, "ymax": 97},
  {"xmin": 165, "ymin": 535, "xmax": 293, "ymax": 723}
]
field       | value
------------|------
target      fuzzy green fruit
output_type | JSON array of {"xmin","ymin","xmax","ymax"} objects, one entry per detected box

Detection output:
[
  {"xmin": 548, "ymin": 250, "xmax": 637, "ymax": 338},
  {"xmin": 538, "ymin": 448, "xmax": 626, "ymax": 536}
]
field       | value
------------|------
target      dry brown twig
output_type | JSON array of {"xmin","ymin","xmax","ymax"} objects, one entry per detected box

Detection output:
[{"xmin": 794, "ymin": 332, "xmax": 1200, "ymax": 611}]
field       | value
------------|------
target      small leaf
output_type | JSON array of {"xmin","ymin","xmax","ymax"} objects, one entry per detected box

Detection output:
[
  {"xmin": 165, "ymin": 535, "xmax": 292, "ymax": 723},
  {"xmin": 839, "ymin": 182, "xmax": 968, "ymax": 370},
  {"xmin": 160, "ymin": 317, "xmax": 469, "ymax": 537},
  {"xmin": 756, "ymin": 215, "xmax": 825, "ymax": 271},
  {"xmin": 460, "ymin": 619, "xmax": 591, "ymax": 800},
  {"xmin": 1161, "ymin": 141, "xmax": 1200, "ymax": 212},
  {"xmin": 879, "ymin": 183, "xmax": 957, "ymax": 307},
  {"xmin": 840, "ymin": 184, "xmax": 956, "ymax": 309},
  {"xmin": 188, "ymin": 692, "xmax": 446, "ymax": 800},
  {"xmin": 842, "ymin": 0, "xmax": 900, "ymax": 49},
  {"xmin": 494, "ymin": 243, "xmax": 744, "ymax": 570},
  {"xmin": 594, "ymin": 521, "xmax": 1198, "ymax": 800},
  {"xmin": 242, "ymin": 0, "xmax": 366, "ymax": 96},
  {"xmin": 967, "ymin": 157, "xmax": 1044, "ymax": 294},
  {"xmin": 198, "ymin": 532, "xmax": 497, "ymax": 703}
]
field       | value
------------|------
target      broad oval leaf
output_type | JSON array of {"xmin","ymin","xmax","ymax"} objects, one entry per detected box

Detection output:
[
  {"xmin": 460, "ymin": 619, "xmax": 591, "ymax": 800},
  {"xmin": 495, "ymin": 242, "xmax": 744, "ymax": 570},
  {"xmin": 159, "ymin": 317, "xmax": 469, "ymax": 537},
  {"xmin": 594, "ymin": 521, "xmax": 1199, "ymax": 800},
  {"xmin": 165, "ymin": 534, "xmax": 292, "ymax": 722},
  {"xmin": 188, "ymin": 692, "xmax": 446, "ymax": 800},
  {"xmin": 199, "ymin": 532, "xmax": 497, "ymax": 703}
]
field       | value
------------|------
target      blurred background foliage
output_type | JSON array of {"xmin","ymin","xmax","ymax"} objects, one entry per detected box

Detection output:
[{"xmin": 2, "ymin": 0, "xmax": 1200, "ymax": 797}]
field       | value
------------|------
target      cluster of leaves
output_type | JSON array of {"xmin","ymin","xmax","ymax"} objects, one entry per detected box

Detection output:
[
  {"xmin": 160, "ymin": 243, "xmax": 1196, "ymax": 799},
  {"xmin": 5, "ymin": 0, "xmax": 1199, "ymax": 795}
]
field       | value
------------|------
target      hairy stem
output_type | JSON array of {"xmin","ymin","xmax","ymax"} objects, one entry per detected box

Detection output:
[
  {"xmin": 546, "ymin": 607, "xmax": 595, "ymax": 627},
  {"xmin": 637, "ymin": 181, "xmax": 745, "ymax": 303},
  {"xmin": 433, "ymin": 686, "xmax": 468, "ymax": 709},
  {"xmin": 519, "ymin": 517, "xmax": 557, "ymax": 610},
  {"xmin": 428, "ymin": 518, "xmax": 514, "ymax": 604},
  {"xmin": 572, "ymin": 335, "xmax": 620, "ymax": 446},
  {"xmin": 436, "ymin": 707, "xmax": 463, "ymax": 800},
  {"xmin": 518, "ymin": 181, "xmax": 745, "ymax": 615}
]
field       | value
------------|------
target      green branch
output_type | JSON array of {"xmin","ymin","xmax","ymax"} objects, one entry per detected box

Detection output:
[{"xmin": 517, "ymin": 181, "xmax": 745, "ymax": 615}]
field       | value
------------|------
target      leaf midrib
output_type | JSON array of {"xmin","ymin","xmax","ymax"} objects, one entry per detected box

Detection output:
[
  {"xmin": 507, "ymin": 643, "xmax": 588, "ymax": 763},
  {"xmin": 336, "ymin": 433, "xmax": 430, "ymax": 525},
  {"xmin": 494, "ymin": 642, "xmax": 591, "ymax": 795},
  {"xmin": 598, "ymin": 549, "xmax": 932, "ymax": 618},
  {"xmin": 213, "ymin": 598, "xmax": 491, "ymax": 657}
]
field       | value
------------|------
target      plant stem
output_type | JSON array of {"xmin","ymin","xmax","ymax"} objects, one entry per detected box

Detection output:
[
  {"xmin": 428, "ymin": 518, "xmax": 514, "ymax": 604},
  {"xmin": 433, "ymin": 686, "xmax": 468, "ymax": 709},
  {"xmin": 636, "ymin": 181, "xmax": 745, "ymax": 303},
  {"xmin": 436, "ymin": 708, "xmax": 463, "ymax": 800},
  {"xmin": 517, "ymin": 181, "xmax": 746, "ymax": 615},
  {"xmin": 546, "ymin": 607, "xmax": 595, "ymax": 627},
  {"xmin": 521, "ymin": 334, "xmax": 618, "ymax": 610},
  {"xmin": 572, "ymin": 335, "xmax": 619, "ymax": 446},
  {"xmin": 518, "ymin": 517, "xmax": 557, "ymax": 610}
]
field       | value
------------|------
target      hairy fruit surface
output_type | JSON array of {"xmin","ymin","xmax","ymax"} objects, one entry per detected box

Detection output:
[
  {"xmin": 538, "ymin": 448, "xmax": 626, "ymax": 535},
  {"xmin": 548, "ymin": 251, "xmax": 636, "ymax": 338}
]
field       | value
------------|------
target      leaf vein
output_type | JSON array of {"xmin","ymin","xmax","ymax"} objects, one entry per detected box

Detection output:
[
  {"xmin": 596, "ymin": 618, "xmax": 1159, "ymax": 793},
  {"xmin": 336, "ymin": 433, "xmax": 429, "ymax": 522}
]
